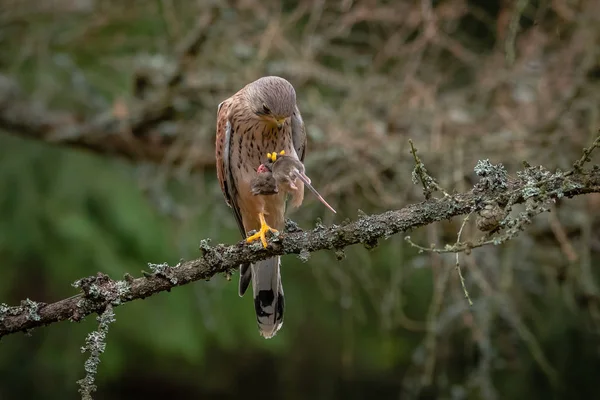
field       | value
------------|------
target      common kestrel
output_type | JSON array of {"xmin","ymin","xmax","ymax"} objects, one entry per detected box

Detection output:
[{"xmin": 215, "ymin": 76, "xmax": 307, "ymax": 338}]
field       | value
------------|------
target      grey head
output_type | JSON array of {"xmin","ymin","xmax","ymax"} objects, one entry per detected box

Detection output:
[{"xmin": 244, "ymin": 76, "xmax": 297, "ymax": 126}]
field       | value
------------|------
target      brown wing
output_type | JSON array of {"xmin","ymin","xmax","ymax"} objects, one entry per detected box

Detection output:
[
  {"xmin": 215, "ymin": 99, "xmax": 230, "ymax": 205},
  {"xmin": 291, "ymin": 105, "xmax": 307, "ymax": 162},
  {"xmin": 215, "ymin": 99, "xmax": 247, "ymax": 238}
]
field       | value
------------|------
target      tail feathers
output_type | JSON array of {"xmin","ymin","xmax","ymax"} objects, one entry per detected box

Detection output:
[
  {"xmin": 251, "ymin": 256, "xmax": 284, "ymax": 338},
  {"xmin": 238, "ymin": 263, "xmax": 252, "ymax": 297}
]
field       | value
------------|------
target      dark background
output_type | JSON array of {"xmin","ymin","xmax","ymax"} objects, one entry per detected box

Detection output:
[{"xmin": 1, "ymin": 1, "xmax": 599, "ymax": 399}]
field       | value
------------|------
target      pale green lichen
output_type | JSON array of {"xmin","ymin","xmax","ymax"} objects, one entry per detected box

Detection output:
[
  {"xmin": 77, "ymin": 306, "xmax": 116, "ymax": 400},
  {"xmin": 297, "ymin": 248, "xmax": 311, "ymax": 263},
  {"xmin": 111, "ymin": 281, "xmax": 132, "ymax": 305},
  {"xmin": 0, "ymin": 303, "xmax": 9, "ymax": 322},
  {"xmin": 284, "ymin": 219, "xmax": 302, "ymax": 233},
  {"xmin": 517, "ymin": 165, "xmax": 553, "ymax": 199},
  {"xmin": 411, "ymin": 169, "xmax": 420, "ymax": 185},
  {"xmin": 474, "ymin": 159, "xmax": 508, "ymax": 190},
  {"xmin": 148, "ymin": 262, "xmax": 170, "ymax": 275},
  {"xmin": 409, "ymin": 139, "xmax": 450, "ymax": 198},
  {"xmin": 115, "ymin": 280, "xmax": 130, "ymax": 297},
  {"xmin": 199, "ymin": 238, "xmax": 211, "ymax": 255},
  {"xmin": 314, "ymin": 218, "xmax": 326, "ymax": 231},
  {"xmin": 22, "ymin": 298, "xmax": 41, "ymax": 322},
  {"xmin": 86, "ymin": 284, "xmax": 102, "ymax": 299},
  {"xmin": 148, "ymin": 262, "xmax": 178, "ymax": 284}
]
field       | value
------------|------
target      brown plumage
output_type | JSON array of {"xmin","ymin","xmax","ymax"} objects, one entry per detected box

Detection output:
[{"xmin": 215, "ymin": 76, "xmax": 307, "ymax": 338}]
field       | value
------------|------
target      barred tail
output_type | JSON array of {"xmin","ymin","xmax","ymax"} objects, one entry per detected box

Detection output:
[{"xmin": 251, "ymin": 256, "xmax": 284, "ymax": 338}]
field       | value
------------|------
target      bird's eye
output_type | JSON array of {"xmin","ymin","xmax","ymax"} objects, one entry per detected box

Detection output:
[{"xmin": 262, "ymin": 104, "xmax": 271, "ymax": 114}]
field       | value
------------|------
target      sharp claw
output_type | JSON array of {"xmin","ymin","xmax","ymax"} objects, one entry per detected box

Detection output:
[{"xmin": 246, "ymin": 213, "xmax": 279, "ymax": 248}]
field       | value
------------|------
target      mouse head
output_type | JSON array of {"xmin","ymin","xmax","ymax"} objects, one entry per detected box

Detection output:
[{"xmin": 257, "ymin": 164, "xmax": 270, "ymax": 174}]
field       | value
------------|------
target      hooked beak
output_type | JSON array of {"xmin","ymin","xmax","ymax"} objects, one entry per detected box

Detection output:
[
  {"xmin": 293, "ymin": 169, "xmax": 337, "ymax": 214},
  {"xmin": 275, "ymin": 117, "xmax": 286, "ymax": 129}
]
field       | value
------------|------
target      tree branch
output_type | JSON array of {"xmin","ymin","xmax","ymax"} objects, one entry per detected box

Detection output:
[{"xmin": 1, "ymin": 160, "xmax": 599, "ymax": 339}]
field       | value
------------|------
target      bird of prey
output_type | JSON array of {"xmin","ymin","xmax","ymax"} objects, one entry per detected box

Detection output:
[
  {"xmin": 251, "ymin": 151, "xmax": 337, "ymax": 215},
  {"xmin": 215, "ymin": 76, "xmax": 307, "ymax": 338}
]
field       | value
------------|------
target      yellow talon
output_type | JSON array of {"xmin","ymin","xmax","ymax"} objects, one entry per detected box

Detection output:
[
  {"xmin": 246, "ymin": 213, "xmax": 278, "ymax": 248},
  {"xmin": 279, "ymin": 150, "xmax": 285, "ymax": 155}
]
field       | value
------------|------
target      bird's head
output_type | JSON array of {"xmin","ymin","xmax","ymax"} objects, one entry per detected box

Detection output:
[{"xmin": 246, "ymin": 76, "xmax": 297, "ymax": 129}]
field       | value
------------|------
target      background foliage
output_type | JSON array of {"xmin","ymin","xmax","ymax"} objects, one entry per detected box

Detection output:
[{"xmin": 0, "ymin": 0, "xmax": 599, "ymax": 399}]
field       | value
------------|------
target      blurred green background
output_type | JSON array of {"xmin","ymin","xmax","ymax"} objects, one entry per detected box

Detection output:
[{"xmin": 1, "ymin": 1, "xmax": 599, "ymax": 399}]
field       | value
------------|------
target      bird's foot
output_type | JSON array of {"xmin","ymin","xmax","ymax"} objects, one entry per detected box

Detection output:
[{"xmin": 246, "ymin": 213, "xmax": 279, "ymax": 248}]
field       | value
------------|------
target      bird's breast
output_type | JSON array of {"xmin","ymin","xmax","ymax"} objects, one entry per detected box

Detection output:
[{"xmin": 231, "ymin": 120, "xmax": 296, "ymax": 182}]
